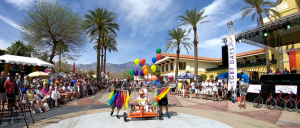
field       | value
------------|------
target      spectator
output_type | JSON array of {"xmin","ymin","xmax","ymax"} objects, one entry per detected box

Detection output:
[
  {"xmin": 63, "ymin": 82, "xmax": 72, "ymax": 101},
  {"xmin": 282, "ymin": 68, "xmax": 290, "ymax": 74},
  {"xmin": 4, "ymin": 76, "xmax": 18, "ymax": 114},
  {"xmin": 291, "ymin": 67, "xmax": 297, "ymax": 74},
  {"xmin": 195, "ymin": 79, "xmax": 200, "ymax": 99},
  {"xmin": 72, "ymin": 83, "xmax": 78, "ymax": 99},
  {"xmin": 24, "ymin": 76, "xmax": 30, "ymax": 87},
  {"xmin": 275, "ymin": 68, "xmax": 281, "ymax": 74},
  {"xmin": 59, "ymin": 84, "xmax": 68, "ymax": 102},
  {"xmin": 33, "ymin": 76, "xmax": 41, "ymax": 88},
  {"xmin": 0, "ymin": 71, "xmax": 6, "ymax": 109},
  {"xmin": 36, "ymin": 85, "xmax": 48, "ymax": 112},
  {"xmin": 26, "ymin": 85, "xmax": 43, "ymax": 113},
  {"xmin": 191, "ymin": 80, "xmax": 196, "ymax": 98},
  {"xmin": 42, "ymin": 85, "xmax": 50, "ymax": 105},
  {"xmin": 268, "ymin": 69, "xmax": 274, "ymax": 75},
  {"xmin": 170, "ymin": 81, "xmax": 176, "ymax": 95},
  {"xmin": 67, "ymin": 83, "xmax": 74, "ymax": 99}
]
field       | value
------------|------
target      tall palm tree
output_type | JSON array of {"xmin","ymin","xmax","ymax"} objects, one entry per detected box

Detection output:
[
  {"xmin": 179, "ymin": 8, "xmax": 209, "ymax": 81},
  {"xmin": 241, "ymin": 0, "xmax": 281, "ymax": 74},
  {"xmin": 103, "ymin": 36, "xmax": 118, "ymax": 74},
  {"xmin": 82, "ymin": 8, "xmax": 119, "ymax": 81},
  {"xmin": 6, "ymin": 40, "xmax": 33, "ymax": 57},
  {"xmin": 165, "ymin": 28, "xmax": 193, "ymax": 80}
]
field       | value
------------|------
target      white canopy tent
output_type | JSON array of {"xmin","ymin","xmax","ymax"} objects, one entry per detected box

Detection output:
[{"xmin": 0, "ymin": 54, "xmax": 54, "ymax": 68}]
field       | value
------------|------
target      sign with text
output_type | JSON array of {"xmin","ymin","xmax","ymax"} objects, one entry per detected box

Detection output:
[
  {"xmin": 275, "ymin": 85, "xmax": 298, "ymax": 94},
  {"xmin": 227, "ymin": 35, "xmax": 237, "ymax": 90},
  {"xmin": 247, "ymin": 84, "xmax": 261, "ymax": 93}
]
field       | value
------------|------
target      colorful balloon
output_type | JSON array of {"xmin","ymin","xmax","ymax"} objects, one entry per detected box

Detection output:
[
  {"xmin": 143, "ymin": 69, "xmax": 149, "ymax": 76},
  {"xmin": 134, "ymin": 59, "xmax": 140, "ymax": 65},
  {"xmin": 129, "ymin": 70, "xmax": 134, "ymax": 76},
  {"xmin": 134, "ymin": 70, "xmax": 139, "ymax": 76},
  {"xmin": 151, "ymin": 65, "xmax": 156, "ymax": 72},
  {"xmin": 139, "ymin": 62, "xmax": 143, "ymax": 67},
  {"xmin": 142, "ymin": 65, "xmax": 148, "ymax": 70},
  {"xmin": 156, "ymin": 48, "xmax": 161, "ymax": 54},
  {"xmin": 156, "ymin": 54, "xmax": 162, "ymax": 61},
  {"xmin": 140, "ymin": 58, "xmax": 146, "ymax": 65},
  {"xmin": 152, "ymin": 57, "xmax": 157, "ymax": 63},
  {"xmin": 140, "ymin": 70, "xmax": 144, "ymax": 76}
]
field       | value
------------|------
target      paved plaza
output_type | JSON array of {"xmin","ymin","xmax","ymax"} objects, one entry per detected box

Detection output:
[{"xmin": 1, "ymin": 90, "xmax": 300, "ymax": 128}]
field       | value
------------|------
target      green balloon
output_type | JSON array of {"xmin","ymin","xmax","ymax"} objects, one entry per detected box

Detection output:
[
  {"xmin": 156, "ymin": 48, "xmax": 161, "ymax": 54},
  {"xmin": 129, "ymin": 70, "xmax": 134, "ymax": 76}
]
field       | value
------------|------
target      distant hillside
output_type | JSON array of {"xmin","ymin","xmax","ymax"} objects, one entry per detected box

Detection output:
[{"xmin": 75, "ymin": 62, "xmax": 150, "ymax": 73}]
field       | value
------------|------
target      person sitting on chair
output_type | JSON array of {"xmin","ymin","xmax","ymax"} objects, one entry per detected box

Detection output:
[{"xmin": 132, "ymin": 89, "xmax": 150, "ymax": 112}]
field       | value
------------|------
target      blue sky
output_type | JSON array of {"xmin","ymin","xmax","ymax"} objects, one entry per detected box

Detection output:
[{"xmin": 0, "ymin": 0, "xmax": 277, "ymax": 64}]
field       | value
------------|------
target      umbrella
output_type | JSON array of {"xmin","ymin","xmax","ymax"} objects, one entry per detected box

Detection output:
[{"xmin": 28, "ymin": 71, "xmax": 50, "ymax": 79}]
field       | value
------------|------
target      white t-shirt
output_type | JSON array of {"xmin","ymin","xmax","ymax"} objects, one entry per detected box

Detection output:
[
  {"xmin": 36, "ymin": 90, "xmax": 44, "ymax": 97},
  {"xmin": 171, "ymin": 84, "xmax": 176, "ymax": 88},
  {"xmin": 68, "ymin": 86, "xmax": 73, "ymax": 92},
  {"xmin": 137, "ymin": 96, "xmax": 148, "ymax": 106},
  {"xmin": 192, "ymin": 85, "xmax": 195, "ymax": 89},
  {"xmin": 202, "ymin": 82, "xmax": 207, "ymax": 88}
]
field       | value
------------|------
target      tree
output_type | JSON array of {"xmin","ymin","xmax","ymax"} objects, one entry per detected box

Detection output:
[
  {"xmin": 179, "ymin": 8, "xmax": 209, "ymax": 81},
  {"xmin": 165, "ymin": 28, "xmax": 193, "ymax": 81},
  {"xmin": 88, "ymin": 70, "xmax": 95, "ymax": 78},
  {"xmin": 21, "ymin": 1, "xmax": 86, "ymax": 65},
  {"xmin": 54, "ymin": 58, "xmax": 70, "ymax": 72},
  {"xmin": 6, "ymin": 40, "xmax": 33, "ymax": 57},
  {"xmin": 241, "ymin": 0, "xmax": 281, "ymax": 74},
  {"xmin": 0, "ymin": 49, "xmax": 6, "ymax": 55},
  {"xmin": 217, "ymin": 70, "xmax": 227, "ymax": 76},
  {"xmin": 82, "ymin": 8, "xmax": 119, "ymax": 81},
  {"xmin": 103, "ymin": 35, "xmax": 117, "ymax": 75},
  {"xmin": 199, "ymin": 74, "xmax": 207, "ymax": 81}
]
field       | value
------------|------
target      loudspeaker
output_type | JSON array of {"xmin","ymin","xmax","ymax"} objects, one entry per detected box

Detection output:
[{"xmin": 222, "ymin": 45, "xmax": 228, "ymax": 67}]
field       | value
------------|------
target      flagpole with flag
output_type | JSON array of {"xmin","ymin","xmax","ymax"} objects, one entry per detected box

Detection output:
[{"xmin": 73, "ymin": 62, "xmax": 76, "ymax": 73}]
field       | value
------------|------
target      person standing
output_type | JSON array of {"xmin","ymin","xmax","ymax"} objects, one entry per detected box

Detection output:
[
  {"xmin": 195, "ymin": 79, "xmax": 200, "ymax": 99},
  {"xmin": 156, "ymin": 76, "xmax": 171, "ymax": 118},
  {"xmin": 110, "ymin": 77, "xmax": 122, "ymax": 119},
  {"xmin": 202, "ymin": 80, "xmax": 207, "ymax": 99},
  {"xmin": 282, "ymin": 68, "xmax": 290, "ymax": 74},
  {"xmin": 122, "ymin": 76, "xmax": 133, "ymax": 96},
  {"xmin": 240, "ymin": 72, "xmax": 249, "ymax": 109},
  {"xmin": 0, "ymin": 72, "xmax": 6, "ymax": 109},
  {"xmin": 4, "ymin": 75, "xmax": 18, "ymax": 114},
  {"xmin": 191, "ymin": 80, "xmax": 195, "ymax": 98}
]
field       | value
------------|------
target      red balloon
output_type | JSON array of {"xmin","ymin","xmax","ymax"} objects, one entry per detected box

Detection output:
[
  {"xmin": 156, "ymin": 54, "xmax": 162, "ymax": 61},
  {"xmin": 140, "ymin": 58, "xmax": 146, "ymax": 65}
]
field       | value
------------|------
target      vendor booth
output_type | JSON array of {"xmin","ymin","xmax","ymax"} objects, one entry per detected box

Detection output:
[{"xmin": 0, "ymin": 54, "xmax": 54, "ymax": 75}]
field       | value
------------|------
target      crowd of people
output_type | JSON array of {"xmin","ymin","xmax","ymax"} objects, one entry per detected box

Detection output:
[{"xmin": 0, "ymin": 71, "xmax": 109, "ymax": 114}]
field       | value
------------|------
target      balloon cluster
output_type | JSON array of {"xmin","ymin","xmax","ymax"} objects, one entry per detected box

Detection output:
[{"xmin": 129, "ymin": 48, "xmax": 162, "ymax": 77}]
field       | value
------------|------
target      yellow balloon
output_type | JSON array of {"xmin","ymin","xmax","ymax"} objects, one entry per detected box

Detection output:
[
  {"xmin": 151, "ymin": 65, "xmax": 156, "ymax": 72},
  {"xmin": 143, "ymin": 69, "xmax": 149, "ymax": 75},
  {"xmin": 142, "ymin": 65, "xmax": 148, "ymax": 70},
  {"xmin": 134, "ymin": 59, "xmax": 139, "ymax": 65}
]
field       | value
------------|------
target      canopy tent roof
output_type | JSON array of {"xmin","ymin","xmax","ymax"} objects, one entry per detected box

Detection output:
[
  {"xmin": 176, "ymin": 71, "xmax": 200, "ymax": 79},
  {"xmin": 216, "ymin": 72, "xmax": 242, "ymax": 79},
  {"xmin": 0, "ymin": 54, "xmax": 54, "ymax": 68}
]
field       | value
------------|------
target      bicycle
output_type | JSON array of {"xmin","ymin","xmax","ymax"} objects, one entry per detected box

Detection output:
[
  {"xmin": 266, "ymin": 91, "xmax": 277, "ymax": 109},
  {"xmin": 296, "ymin": 95, "xmax": 300, "ymax": 113},
  {"xmin": 285, "ymin": 91, "xmax": 297, "ymax": 112},
  {"xmin": 253, "ymin": 89, "xmax": 263, "ymax": 108},
  {"xmin": 275, "ymin": 90, "xmax": 286, "ymax": 110}
]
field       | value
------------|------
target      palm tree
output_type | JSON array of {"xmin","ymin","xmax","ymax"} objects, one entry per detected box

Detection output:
[
  {"xmin": 179, "ymin": 8, "xmax": 209, "ymax": 81},
  {"xmin": 82, "ymin": 8, "xmax": 119, "ymax": 81},
  {"xmin": 103, "ymin": 36, "xmax": 118, "ymax": 74},
  {"xmin": 241, "ymin": 0, "xmax": 281, "ymax": 74},
  {"xmin": 165, "ymin": 28, "xmax": 193, "ymax": 80},
  {"xmin": 6, "ymin": 40, "xmax": 33, "ymax": 57}
]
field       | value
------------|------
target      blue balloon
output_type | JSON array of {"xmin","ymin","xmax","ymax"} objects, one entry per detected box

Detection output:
[
  {"xmin": 152, "ymin": 57, "xmax": 157, "ymax": 63},
  {"xmin": 139, "ymin": 62, "xmax": 143, "ymax": 67}
]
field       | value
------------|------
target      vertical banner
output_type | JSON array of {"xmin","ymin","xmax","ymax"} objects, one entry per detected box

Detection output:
[{"xmin": 227, "ymin": 35, "xmax": 237, "ymax": 91}]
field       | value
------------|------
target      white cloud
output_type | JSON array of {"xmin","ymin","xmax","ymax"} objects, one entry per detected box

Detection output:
[
  {"xmin": 0, "ymin": 14, "xmax": 24, "ymax": 32},
  {"xmin": 5, "ymin": 0, "xmax": 36, "ymax": 10},
  {"xmin": 130, "ymin": 26, "xmax": 137, "ymax": 38}
]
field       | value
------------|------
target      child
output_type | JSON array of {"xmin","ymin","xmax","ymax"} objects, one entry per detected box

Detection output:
[
  {"xmin": 133, "ymin": 89, "xmax": 150, "ymax": 112},
  {"xmin": 72, "ymin": 83, "xmax": 78, "ymax": 99}
]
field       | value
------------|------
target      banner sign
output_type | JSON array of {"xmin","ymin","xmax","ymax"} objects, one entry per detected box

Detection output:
[
  {"xmin": 247, "ymin": 84, "xmax": 261, "ymax": 93},
  {"xmin": 227, "ymin": 35, "xmax": 237, "ymax": 90},
  {"xmin": 275, "ymin": 85, "xmax": 298, "ymax": 94}
]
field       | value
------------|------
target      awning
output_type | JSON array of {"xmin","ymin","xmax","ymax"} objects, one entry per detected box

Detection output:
[
  {"xmin": 216, "ymin": 72, "xmax": 242, "ymax": 79},
  {"xmin": 0, "ymin": 54, "xmax": 54, "ymax": 68}
]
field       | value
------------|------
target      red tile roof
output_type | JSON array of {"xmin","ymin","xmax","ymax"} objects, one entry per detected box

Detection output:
[{"xmin": 161, "ymin": 48, "xmax": 265, "ymax": 62}]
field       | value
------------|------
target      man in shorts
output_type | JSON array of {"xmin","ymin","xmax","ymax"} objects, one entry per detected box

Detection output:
[
  {"xmin": 177, "ymin": 80, "xmax": 183, "ymax": 96},
  {"xmin": 195, "ymin": 79, "xmax": 201, "ymax": 99},
  {"xmin": 156, "ymin": 76, "xmax": 170, "ymax": 118},
  {"xmin": 122, "ymin": 76, "xmax": 132, "ymax": 95}
]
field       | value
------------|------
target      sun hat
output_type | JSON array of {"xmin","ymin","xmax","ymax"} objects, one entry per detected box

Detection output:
[
  {"xmin": 37, "ymin": 85, "xmax": 41, "ymax": 88},
  {"xmin": 139, "ymin": 89, "xmax": 144, "ymax": 95}
]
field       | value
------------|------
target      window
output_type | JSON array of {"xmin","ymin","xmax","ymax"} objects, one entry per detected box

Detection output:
[
  {"xmin": 162, "ymin": 65, "xmax": 164, "ymax": 72},
  {"xmin": 179, "ymin": 62, "xmax": 186, "ymax": 70},
  {"xmin": 171, "ymin": 63, "xmax": 174, "ymax": 70},
  {"xmin": 166, "ymin": 64, "xmax": 169, "ymax": 71}
]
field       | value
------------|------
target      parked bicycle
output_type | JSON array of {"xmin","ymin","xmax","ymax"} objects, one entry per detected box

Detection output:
[
  {"xmin": 275, "ymin": 90, "xmax": 286, "ymax": 110},
  {"xmin": 266, "ymin": 91, "xmax": 276, "ymax": 109},
  {"xmin": 253, "ymin": 89, "xmax": 263, "ymax": 108},
  {"xmin": 285, "ymin": 91, "xmax": 297, "ymax": 112}
]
